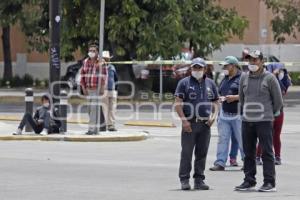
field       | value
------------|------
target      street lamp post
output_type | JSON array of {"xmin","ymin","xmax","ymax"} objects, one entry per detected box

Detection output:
[
  {"xmin": 49, "ymin": 0, "xmax": 61, "ymax": 105},
  {"xmin": 96, "ymin": 0, "xmax": 105, "ymax": 134}
]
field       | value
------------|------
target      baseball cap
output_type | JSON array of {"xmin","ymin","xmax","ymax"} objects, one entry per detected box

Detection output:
[
  {"xmin": 246, "ymin": 50, "xmax": 264, "ymax": 60},
  {"xmin": 102, "ymin": 50, "xmax": 113, "ymax": 59},
  {"xmin": 219, "ymin": 56, "xmax": 239, "ymax": 66},
  {"xmin": 191, "ymin": 57, "xmax": 206, "ymax": 68}
]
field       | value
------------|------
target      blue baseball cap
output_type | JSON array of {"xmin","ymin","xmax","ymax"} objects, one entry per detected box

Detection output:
[{"xmin": 191, "ymin": 57, "xmax": 206, "ymax": 68}]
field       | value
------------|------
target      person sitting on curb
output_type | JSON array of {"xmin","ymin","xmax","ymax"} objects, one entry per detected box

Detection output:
[{"xmin": 13, "ymin": 94, "xmax": 61, "ymax": 135}]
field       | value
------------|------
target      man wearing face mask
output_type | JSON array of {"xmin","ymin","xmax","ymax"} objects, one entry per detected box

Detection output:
[
  {"xmin": 210, "ymin": 56, "xmax": 244, "ymax": 171},
  {"xmin": 174, "ymin": 57, "xmax": 219, "ymax": 190},
  {"xmin": 102, "ymin": 51, "xmax": 118, "ymax": 132},
  {"xmin": 80, "ymin": 42, "xmax": 107, "ymax": 134},
  {"xmin": 235, "ymin": 50, "xmax": 283, "ymax": 192},
  {"xmin": 256, "ymin": 63, "xmax": 291, "ymax": 165},
  {"xmin": 13, "ymin": 94, "xmax": 61, "ymax": 135}
]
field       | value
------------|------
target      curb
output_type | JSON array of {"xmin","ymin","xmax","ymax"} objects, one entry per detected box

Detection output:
[
  {"xmin": 0, "ymin": 133, "xmax": 148, "ymax": 142},
  {"xmin": 0, "ymin": 116, "xmax": 89, "ymax": 124},
  {"xmin": 0, "ymin": 117, "xmax": 176, "ymax": 127},
  {"xmin": 124, "ymin": 121, "xmax": 176, "ymax": 128}
]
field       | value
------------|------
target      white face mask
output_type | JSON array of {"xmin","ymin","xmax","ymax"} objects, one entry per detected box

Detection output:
[
  {"xmin": 191, "ymin": 71, "xmax": 204, "ymax": 80},
  {"xmin": 223, "ymin": 70, "xmax": 229, "ymax": 76},
  {"xmin": 248, "ymin": 64, "xmax": 259, "ymax": 72},
  {"xmin": 43, "ymin": 103, "xmax": 50, "ymax": 108},
  {"xmin": 88, "ymin": 52, "xmax": 96, "ymax": 59},
  {"xmin": 278, "ymin": 72, "xmax": 284, "ymax": 80}
]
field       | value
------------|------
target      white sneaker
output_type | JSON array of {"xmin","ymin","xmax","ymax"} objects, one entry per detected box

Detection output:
[
  {"xmin": 40, "ymin": 129, "xmax": 48, "ymax": 135},
  {"xmin": 13, "ymin": 128, "xmax": 22, "ymax": 135}
]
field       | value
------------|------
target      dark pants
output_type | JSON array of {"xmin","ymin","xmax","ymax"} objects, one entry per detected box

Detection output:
[
  {"xmin": 179, "ymin": 121, "xmax": 211, "ymax": 181},
  {"xmin": 18, "ymin": 113, "xmax": 43, "ymax": 134},
  {"xmin": 257, "ymin": 112, "xmax": 284, "ymax": 158},
  {"xmin": 242, "ymin": 121, "xmax": 275, "ymax": 186},
  {"xmin": 18, "ymin": 113, "xmax": 59, "ymax": 134}
]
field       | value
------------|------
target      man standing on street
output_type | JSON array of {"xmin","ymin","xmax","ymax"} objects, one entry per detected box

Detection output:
[
  {"xmin": 102, "ymin": 51, "xmax": 118, "ymax": 131},
  {"xmin": 235, "ymin": 50, "xmax": 283, "ymax": 192},
  {"xmin": 174, "ymin": 57, "xmax": 219, "ymax": 190},
  {"xmin": 210, "ymin": 56, "xmax": 244, "ymax": 171},
  {"xmin": 80, "ymin": 42, "xmax": 107, "ymax": 135}
]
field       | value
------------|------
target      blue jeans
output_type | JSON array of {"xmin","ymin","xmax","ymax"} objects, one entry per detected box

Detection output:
[
  {"xmin": 214, "ymin": 112, "xmax": 244, "ymax": 167},
  {"xmin": 229, "ymin": 132, "xmax": 239, "ymax": 160}
]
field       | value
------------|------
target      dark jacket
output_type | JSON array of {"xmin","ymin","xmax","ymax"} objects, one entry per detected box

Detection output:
[{"xmin": 34, "ymin": 106, "xmax": 61, "ymax": 130}]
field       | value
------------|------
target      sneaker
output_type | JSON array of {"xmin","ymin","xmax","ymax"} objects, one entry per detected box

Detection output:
[
  {"xmin": 194, "ymin": 179, "xmax": 209, "ymax": 190},
  {"xmin": 209, "ymin": 164, "xmax": 225, "ymax": 171},
  {"xmin": 230, "ymin": 159, "xmax": 239, "ymax": 167},
  {"xmin": 256, "ymin": 157, "xmax": 263, "ymax": 165},
  {"xmin": 235, "ymin": 181, "xmax": 256, "ymax": 191},
  {"xmin": 181, "ymin": 180, "xmax": 191, "ymax": 190},
  {"xmin": 13, "ymin": 128, "xmax": 22, "ymax": 135},
  {"xmin": 258, "ymin": 183, "xmax": 276, "ymax": 192},
  {"xmin": 108, "ymin": 126, "xmax": 117, "ymax": 132},
  {"xmin": 275, "ymin": 157, "xmax": 281, "ymax": 165},
  {"xmin": 40, "ymin": 129, "xmax": 48, "ymax": 135}
]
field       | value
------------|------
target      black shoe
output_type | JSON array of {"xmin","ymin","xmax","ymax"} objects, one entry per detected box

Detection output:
[
  {"xmin": 209, "ymin": 164, "xmax": 225, "ymax": 171},
  {"xmin": 258, "ymin": 183, "xmax": 276, "ymax": 192},
  {"xmin": 194, "ymin": 179, "xmax": 209, "ymax": 190},
  {"xmin": 181, "ymin": 180, "xmax": 191, "ymax": 190},
  {"xmin": 256, "ymin": 157, "xmax": 263, "ymax": 165},
  {"xmin": 100, "ymin": 127, "xmax": 106, "ymax": 132},
  {"xmin": 235, "ymin": 181, "xmax": 256, "ymax": 191},
  {"xmin": 275, "ymin": 157, "xmax": 281, "ymax": 165},
  {"xmin": 85, "ymin": 131, "xmax": 95, "ymax": 135}
]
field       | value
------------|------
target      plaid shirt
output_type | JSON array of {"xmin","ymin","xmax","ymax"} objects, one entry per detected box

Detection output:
[{"xmin": 80, "ymin": 58, "xmax": 107, "ymax": 90}]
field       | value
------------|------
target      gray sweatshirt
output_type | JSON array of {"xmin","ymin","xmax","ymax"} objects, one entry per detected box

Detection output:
[{"xmin": 239, "ymin": 70, "xmax": 283, "ymax": 122}]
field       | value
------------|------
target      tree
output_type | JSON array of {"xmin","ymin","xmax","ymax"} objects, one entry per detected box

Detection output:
[
  {"xmin": 20, "ymin": 0, "xmax": 248, "ymax": 61},
  {"xmin": 0, "ymin": 1, "xmax": 25, "ymax": 80},
  {"xmin": 179, "ymin": 0, "xmax": 249, "ymax": 57},
  {"xmin": 263, "ymin": 0, "xmax": 300, "ymax": 43}
]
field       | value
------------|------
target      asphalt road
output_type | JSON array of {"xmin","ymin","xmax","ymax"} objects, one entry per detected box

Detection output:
[{"xmin": 0, "ymin": 104, "xmax": 300, "ymax": 200}]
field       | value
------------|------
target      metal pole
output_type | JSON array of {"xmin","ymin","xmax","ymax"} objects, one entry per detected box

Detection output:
[
  {"xmin": 159, "ymin": 64, "xmax": 163, "ymax": 101},
  {"xmin": 96, "ymin": 0, "xmax": 105, "ymax": 134},
  {"xmin": 25, "ymin": 88, "xmax": 33, "ymax": 132},
  {"xmin": 59, "ymin": 90, "xmax": 68, "ymax": 133},
  {"xmin": 49, "ymin": 0, "xmax": 61, "ymax": 106}
]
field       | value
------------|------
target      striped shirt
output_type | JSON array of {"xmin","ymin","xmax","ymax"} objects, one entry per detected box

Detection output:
[{"xmin": 80, "ymin": 58, "xmax": 107, "ymax": 89}]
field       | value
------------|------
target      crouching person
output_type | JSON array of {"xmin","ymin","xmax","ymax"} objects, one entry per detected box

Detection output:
[{"xmin": 13, "ymin": 94, "xmax": 61, "ymax": 135}]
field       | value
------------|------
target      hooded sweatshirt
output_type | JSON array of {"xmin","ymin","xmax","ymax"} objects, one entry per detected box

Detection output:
[{"xmin": 239, "ymin": 69, "xmax": 283, "ymax": 122}]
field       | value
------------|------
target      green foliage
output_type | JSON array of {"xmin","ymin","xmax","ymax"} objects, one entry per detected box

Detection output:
[
  {"xmin": 18, "ymin": 0, "xmax": 248, "ymax": 61},
  {"xmin": 11, "ymin": 75, "xmax": 22, "ymax": 87},
  {"xmin": 23, "ymin": 74, "xmax": 34, "ymax": 86},
  {"xmin": 263, "ymin": 0, "xmax": 300, "ymax": 43},
  {"xmin": 290, "ymin": 72, "xmax": 300, "ymax": 85},
  {"xmin": 0, "ymin": 0, "xmax": 24, "ymax": 27}
]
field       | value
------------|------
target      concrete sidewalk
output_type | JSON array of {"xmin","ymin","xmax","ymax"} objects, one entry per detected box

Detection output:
[{"xmin": 0, "ymin": 120, "xmax": 149, "ymax": 142}]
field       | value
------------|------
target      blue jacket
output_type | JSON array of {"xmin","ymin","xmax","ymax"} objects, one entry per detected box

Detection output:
[
  {"xmin": 107, "ymin": 64, "xmax": 118, "ymax": 91},
  {"xmin": 266, "ymin": 63, "xmax": 291, "ymax": 94}
]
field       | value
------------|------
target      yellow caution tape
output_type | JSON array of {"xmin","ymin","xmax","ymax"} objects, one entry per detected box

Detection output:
[{"xmin": 108, "ymin": 60, "xmax": 300, "ymax": 67}]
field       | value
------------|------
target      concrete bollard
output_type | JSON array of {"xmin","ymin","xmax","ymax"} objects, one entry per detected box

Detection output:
[
  {"xmin": 59, "ymin": 90, "xmax": 68, "ymax": 133},
  {"xmin": 25, "ymin": 88, "xmax": 34, "ymax": 132}
]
